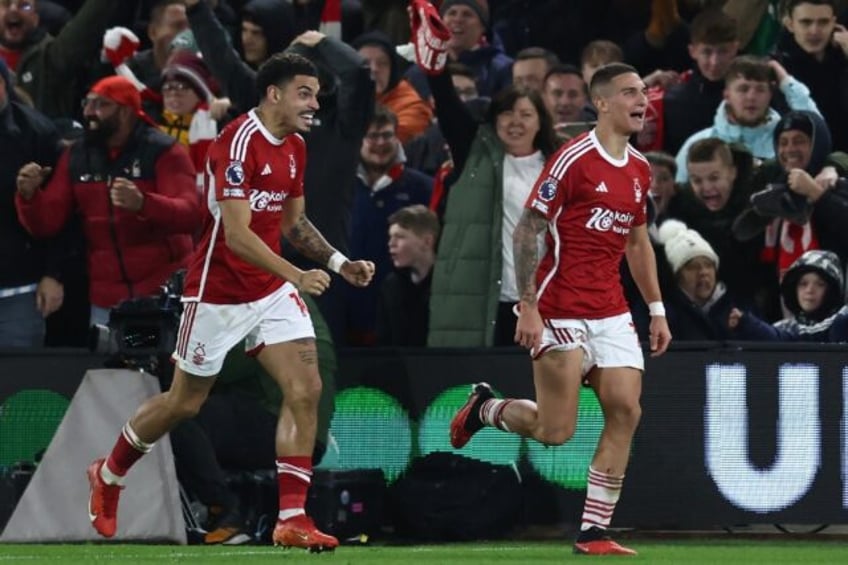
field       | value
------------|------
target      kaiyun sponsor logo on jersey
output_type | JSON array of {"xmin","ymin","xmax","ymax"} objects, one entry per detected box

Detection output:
[{"xmin": 249, "ymin": 189, "xmax": 287, "ymax": 212}]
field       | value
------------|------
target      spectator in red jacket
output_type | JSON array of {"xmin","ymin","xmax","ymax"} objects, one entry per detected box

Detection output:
[{"xmin": 15, "ymin": 75, "xmax": 201, "ymax": 325}]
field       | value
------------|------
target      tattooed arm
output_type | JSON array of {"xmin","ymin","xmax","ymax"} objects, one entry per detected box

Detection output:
[
  {"xmin": 513, "ymin": 208, "xmax": 549, "ymax": 351},
  {"xmin": 282, "ymin": 196, "xmax": 376, "ymax": 287},
  {"xmin": 281, "ymin": 196, "xmax": 336, "ymax": 265},
  {"xmin": 220, "ymin": 198, "xmax": 329, "ymax": 295}
]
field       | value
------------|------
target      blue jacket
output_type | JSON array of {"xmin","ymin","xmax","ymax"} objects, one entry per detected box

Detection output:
[
  {"xmin": 734, "ymin": 250, "xmax": 848, "ymax": 342},
  {"xmin": 675, "ymin": 77, "xmax": 821, "ymax": 183},
  {"xmin": 347, "ymin": 164, "xmax": 432, "ymax": 339}
]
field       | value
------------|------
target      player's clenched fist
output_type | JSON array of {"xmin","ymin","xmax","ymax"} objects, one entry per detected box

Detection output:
[
  {"xmin": 297, "ymin": 269, "xmax": 331, "ymax": 296},
  {"xmin": 341, "ymin": 260, "xmax": 375, "ymax": 287},
  {"xmin": 16, "ymin": 162, "xmax": 53, "ymax": 201}
]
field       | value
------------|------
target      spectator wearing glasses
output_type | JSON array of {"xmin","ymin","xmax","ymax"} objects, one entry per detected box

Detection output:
[
  {"xmin": 157, "ymin": 49, "xmax": 230, "ymax": 183},
  {"xmin": 0, "ymin": 0, "xmax": 123, "ymax": 121},
  {"xmin": 347, "ymin": 105, "xmax": 433, "ymax": 345},
  {"xmin": 15, "ymin": 75, "xmax": 201, "ymax": 325}
]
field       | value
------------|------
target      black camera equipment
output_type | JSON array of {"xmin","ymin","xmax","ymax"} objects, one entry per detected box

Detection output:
[{"xmin": 89, "ymin": 271, "xmax": 185, "ymax": 375}]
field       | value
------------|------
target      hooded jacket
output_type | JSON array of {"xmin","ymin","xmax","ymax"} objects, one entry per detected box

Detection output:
[
  {"xmin": 241, "ymin": 0, "xmax": 296, "ymax": 64},
  {"xmin": 674, "ymin": 76, "xmax": 821, "ymax": 183},
  {"xmin": 352, "ymin": 30, "xmax": 432, "ymax": 143},
  {"xmin": 734, "ymin": 249, "xmax": 848, "ymax": 341},
  {"xmin": 744, "ymin": 111, "xmax": 848, "ymax": 274}
]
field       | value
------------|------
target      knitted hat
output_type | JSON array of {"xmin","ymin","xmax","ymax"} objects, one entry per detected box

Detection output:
[
  {"xmin": 162, "ymin": 50, "xmax": 217, "ymax": 103},
  {"xmin": 440, "ymin": 0, "xmax": 489, "ymax": 26},
  {"xmin": 657, "ymin": 219, "xmax": 720, "ymax": 274},
  {"xmin": 772, "ymin": 110, "xmax": 831, "ymax": 175},
  {"xmin": 89, "ymin": 75, "xmax": 156, "ymax": 125}
]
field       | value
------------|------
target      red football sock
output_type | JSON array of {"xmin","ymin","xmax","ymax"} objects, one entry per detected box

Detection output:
[
  {"xmin": 276, "ymin": 456, "xmax": 312, "ymax": 518},
  {"xmin": 104, "ymin": 422, "xmax": 153, "ymax": 479}
]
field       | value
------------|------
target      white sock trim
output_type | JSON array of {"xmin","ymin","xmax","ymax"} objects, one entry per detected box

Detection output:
[
  {"xmin": 99, "ymin": 460, "xmax": 125, "ymax": 486},
  {"xmin": 123, "ymin": 422, "xmax": 154, "ymax": 453},
  {"xmin": 278, "ymin": 508, "xmax": 305, "ymax": 522}
]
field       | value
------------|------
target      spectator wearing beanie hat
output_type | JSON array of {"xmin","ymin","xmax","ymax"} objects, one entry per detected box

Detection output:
[
  {"xmin": 657, "ymin": 219, "xmax": 747, "ymax": 340},
  {"xmin": 404, "ymin": 0, "xmax": 512, "ymax": 100},
  {"xmin": 15, "ymin": 75, "xmax": 200, "ymax": 324},
  {"xmin": 159, "ymin": 50, "xmax": 230, "ymax": 178}
]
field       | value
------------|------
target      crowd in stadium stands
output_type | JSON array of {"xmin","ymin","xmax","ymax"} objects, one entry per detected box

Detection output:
[
  {"xmin": 3, "ymin": 0, "xmax": 848, "ymax": 350},
  {"xmin": 3, "ymin": 0, "xmax": 848, "ymax": 545}
]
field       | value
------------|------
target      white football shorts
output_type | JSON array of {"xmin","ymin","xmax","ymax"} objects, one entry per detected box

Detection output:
[
  {"xmin": 173, "ymin": 282, "xmax": 315, "ymax": 376},
  {"xmin": 535, "ymin": 311, "xmax": 644, "ymax": 376}
]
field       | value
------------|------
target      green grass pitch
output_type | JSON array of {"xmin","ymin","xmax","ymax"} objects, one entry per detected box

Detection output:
[{"xmin": 2, "ymin": 540, "xmax": 848, "ymax": 564}]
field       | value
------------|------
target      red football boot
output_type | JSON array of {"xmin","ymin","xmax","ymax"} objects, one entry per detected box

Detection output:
[
  {"xmin": 573, "ymin": 527, "xmax": 638, "ymax": 556},
  {"xmin": 87, "ymin": 458, "xmax": 124, "ymax": 538},
  {"xmin": 272, "ymin": 514, "xmax": 339, "ymax": 552},
  {"xmin": 449, "ymin": 382, "xmax": 495, "ymax": 449}
]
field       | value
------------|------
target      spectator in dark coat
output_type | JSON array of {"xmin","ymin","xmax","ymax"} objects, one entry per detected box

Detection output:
[
  {"xmin": 774, "ymin": 0, "xmax": 848, "ymax": 152},
  {"xmin": 376, "ymin": 204, "xmax": 439, "ymax": 346},
  {"xmin": 406, "ymin": 0, "xmax": 513, "ymax": 99},
  {"xmin": 657, "ymin": 219, "xmax": 747, "ymax": 341},
  {"xmin": 667, "ymin": 138, "xmax": 780, "ymax": 320},
  {"xmin": 347, "ymin": 106, "xmax": 433, "ymax": 345},
  {"xmin": 0, "ymin": 57, "xmax": 64, "ymax": 346},
  {"xmin": 730, "ymin": 249, "xmax": 848, "ymax": 341},
  {"xmin": 741, "ymin": 110, "xmax": 848, "ymax": 277},
  {"xmin": 0, "ymin": 0, "xmax": 122, "ymax": 121}
]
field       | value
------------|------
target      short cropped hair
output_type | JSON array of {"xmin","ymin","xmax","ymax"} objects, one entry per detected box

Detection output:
[
  {"xmin": 150, "ymin": 0, "xmax": 185, "ymax": 25},
  {"xmin": 446, "ymin": 61, "xmax": 475, "ymax": 81},
  {"xmin": 256, "ymin": 53, "xmax": 317, "ymax": 99},
  {"xmin": 388, "ymin": 205, "xmax": 440, "ymax": 240},
  {"xmin": 369, "ymin": 104, "xmax": 399, "ymax": 130},
  {"xmin": 783, "ymin": 0, "xmax": 837, "ymax": 18},
  {"xmin": 580, "ymin": 40, "xmax": 624, "ymax": 68},
  {"xmin": 645, "ymin": 151, "xmax": 678, "ymax": 177},
  {"xmin": 589, "ymin": 62, "xmax": 639, "ymax": 99},
  {"xmin": 515, "ymin": 47, "xmax": 560, "ymax": 68},
  {"xmin": 687, "ymin": 137, "xmax": 734, "ymax": 167},
  {"xmin": 690, "ymin": 8, "xmax": 738, "ymax": 44},
  {"xmin": 543, "ymin": 63, "xmax": 583, "ymax": 85},
  {"xmin": 724, "ymin": 55, "xmax": 774, "ymax": 85}
]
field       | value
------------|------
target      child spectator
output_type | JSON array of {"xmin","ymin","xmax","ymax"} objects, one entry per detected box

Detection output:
[
  {"xmin": 376, "ymin": 204, "xmax": 439, "ymax": 346},
  {"xmin": 729, "ymin": 249, "xmax": 848, "ymax": 341}
]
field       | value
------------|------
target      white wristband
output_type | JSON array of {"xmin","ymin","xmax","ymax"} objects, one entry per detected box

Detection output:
[
  {"xmin": 648, "ymin": 301, "xmax": 666, "ymax": 317},
  {"xmin": 327, "ymin": 251, "xmax": 348, "ymax": 274}
]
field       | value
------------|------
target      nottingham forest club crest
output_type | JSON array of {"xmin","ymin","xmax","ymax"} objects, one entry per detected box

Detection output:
[{"xmin": 633, "ymin": 178, "xmax": 643, "ymax": 203}]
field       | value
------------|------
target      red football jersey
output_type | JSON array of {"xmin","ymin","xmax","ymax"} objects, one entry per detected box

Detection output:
[
  {"xmin": 182, "ymin": 110, "xmax": 306, "ymax": 304},
  {"xmin": 525, "ymin": 131, "xmax": 650, "ymax": 319}
]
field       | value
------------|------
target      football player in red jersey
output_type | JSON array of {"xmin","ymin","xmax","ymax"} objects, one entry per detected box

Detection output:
[
  {"xmin": 451, "ymin": 63, "xmax": 671, "ymax": 556},
  {"xmin": 86, "ymin": 53, "xmax": 374, "ymax": 552}
]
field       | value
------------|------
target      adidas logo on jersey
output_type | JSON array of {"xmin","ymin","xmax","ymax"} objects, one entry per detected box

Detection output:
[
  {"xmin": 595, "ymin": 182, "xmax": 609, "ymax": 193},
  {"xmin": 261, "ymin": 163, "xmax": 272, "ymax": 176}
]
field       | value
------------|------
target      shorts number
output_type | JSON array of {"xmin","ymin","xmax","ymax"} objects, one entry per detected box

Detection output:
[{"xmin": 288, "ymin": 292, "xmax": 308, "ymax": 317}]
